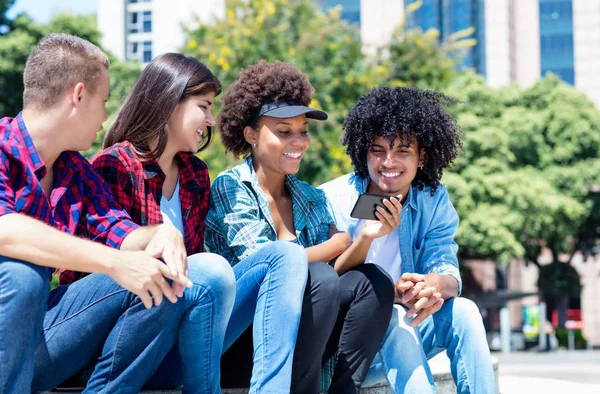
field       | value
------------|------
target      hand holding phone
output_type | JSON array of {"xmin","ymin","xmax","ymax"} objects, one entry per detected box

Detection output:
[{"xmin": 351, "ymin": 192, "xmax": 402, "ymax": 239}]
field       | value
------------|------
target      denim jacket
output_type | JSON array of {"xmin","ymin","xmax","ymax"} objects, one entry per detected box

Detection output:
[
  {"xmin": 319, "ymin": 173, "xmax": 462, "ymax": 294},
  {"xmin": 205, "ymin": 156, "xmax": 332, "ymax": 265}
]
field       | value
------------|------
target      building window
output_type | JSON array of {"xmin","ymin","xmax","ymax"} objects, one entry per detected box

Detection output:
[
  {"xmin": 319, "ymin": 0, "xmax": 361, "ymax": 26},
  {"xmin": 143, "ymin": 41, "xmax": 153, "ymax": 63},
  {"xmin": 539, "ymin": 0, "xmax": 574, "ymax": 85},
  {"xmin": 142, "ymin": 11, "xmax": 152, "ymax": 33},
  {"xmin": 127, "ymin": 10, "xmax": 152, "ymax": 34}
]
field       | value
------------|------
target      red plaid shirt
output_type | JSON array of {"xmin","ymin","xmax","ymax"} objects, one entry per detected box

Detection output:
[
  {"xmin": 93, "ymin": 141, "xmax": 210, "ymax": 253},
  {"xmin": 0, "ymin": 114, "xmax": 138, "ymax": 274}
]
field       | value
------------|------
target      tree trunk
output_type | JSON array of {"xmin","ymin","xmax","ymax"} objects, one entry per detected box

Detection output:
[{"xmin": 557, "ymin": 296, "xmax": 569, "ymax": 328}]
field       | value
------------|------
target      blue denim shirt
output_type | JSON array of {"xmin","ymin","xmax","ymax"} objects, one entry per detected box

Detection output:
[
  {"xmin": 319, "ymin": 173, "xmax": 462, "ymax": 294},
  {"xmin": 205, "ymin": 156, "xmax": 332, "ymax": 265}
]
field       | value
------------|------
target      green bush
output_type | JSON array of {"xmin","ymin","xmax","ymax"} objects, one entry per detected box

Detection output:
[{"xmin": 555, "ymin": 328, "xmax": 587, "ymax": 349}]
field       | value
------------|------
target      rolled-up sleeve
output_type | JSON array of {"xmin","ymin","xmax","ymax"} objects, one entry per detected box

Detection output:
[
  {"xmin": 420, "ymin": 188, "xmax": 462, "ymax": 295},
  {"xmin": 0, "ymin": 148, "xmax": 16, "ymax": 218},
  {"xmin": 81, "ymin": 159, "xmax": 139, "ymax": 249},
  {"xmin": 205, "ymin": 174, "xmax": 273, "ymax": 264}
]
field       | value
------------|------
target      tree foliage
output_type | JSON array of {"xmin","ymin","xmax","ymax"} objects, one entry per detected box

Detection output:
[
  {"xmin": 0, "ymin": 11, "xmax": 140, "ymax": 146},
  {"xmin": 182, "ymin": 0, "xmax": 384, "ymax": 183}
]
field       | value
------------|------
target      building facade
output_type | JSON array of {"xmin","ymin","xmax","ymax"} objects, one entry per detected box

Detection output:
[
  {"xmin": 322, "ymin": 0, "xmax": 600, "ymax": 106},
  {"xmin": 97, "ymin": 0, "xmax": 600, "ymax": 106},
  {"xmin": 97, "ymin": 0, "xmax": 225, "ymax": 64}
]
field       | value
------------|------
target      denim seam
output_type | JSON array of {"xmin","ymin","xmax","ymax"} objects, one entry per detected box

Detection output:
[
  {"xmin": 42, "ymin": 289, "xmax": 129, "ymax": 331},
  {"xmin": 0, "ymin": 281, "xmax": 6, "ymax": 394},
  {"xmin": 106, "ymin": 304, "xmax": 131, "ymax": 386},
  {"xmin": 432, "ymin": 314, "xmax": 471, "ymax": 393},
  {"xmin": 186, "ymin": 282, "xmax": 216, "ymax": 393},
  {"xmin": 258, "ymin": 260, "xmax": 274, "ymax": 392}
]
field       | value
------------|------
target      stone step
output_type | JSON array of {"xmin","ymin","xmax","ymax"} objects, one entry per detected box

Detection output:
[{"xmin": 44, "ymin": 354, "xmax": 499, "ymax": 394}]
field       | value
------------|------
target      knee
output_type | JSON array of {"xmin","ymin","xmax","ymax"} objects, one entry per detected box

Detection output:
[
  {"xmin": 186, "ymin": 253, "xmax": 236, "ymax": 302},
  {"xmin": 308, "ymin": 262, "xmax": 341, "ymax": 302},
  {"xmin": 0, "ymin": 257, "xmax": 50, "ymax": 308},
  {"xmin": 267, "ymin": 240, "xmax": 308, "ymax": 278},
  {"xmin": 352, "ymin": 264, "xmax": 395, "ymax": 308},
  {"xmin": 448, "ymin": 297, "xmax": 485, "ymax": 333}
]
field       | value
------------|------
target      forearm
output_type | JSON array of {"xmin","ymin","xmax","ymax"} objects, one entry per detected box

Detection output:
[
  {"xmin": 333, "ymin": 233, "xmax": 373, "ymax": 275},
  {"xmin": 0, "ymin": 213, "xmax": 117, "ymax": 274},
  {"xmin": 439, "ymin": 274, "xmax": 459, "ymax": 300},
  {"xmin": 120, "ymin": 225, "xmax": 160, "ymax": 251},
  {"xmin": 305, "ymin": 238, "xmax": 346, "ymax": 263}
]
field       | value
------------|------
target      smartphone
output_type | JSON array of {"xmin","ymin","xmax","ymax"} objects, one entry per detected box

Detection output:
[{"xmin": 350, "ymin": 192, "xmax": 394, "ymax": 221}]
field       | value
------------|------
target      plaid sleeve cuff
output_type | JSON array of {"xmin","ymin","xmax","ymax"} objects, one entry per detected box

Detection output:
[{"xmin": 106, "ymin": 219, "xmax": 140, "ymax": 250}]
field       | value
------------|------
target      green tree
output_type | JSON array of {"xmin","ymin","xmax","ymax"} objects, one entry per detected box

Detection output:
[
  {"xmin": 0, "ymin": 0, "xmax": 15, "ymax": 28},
  {"xmin": 0, "ymin": 11, "xmax": 140, "ymax": 152},
  {"xmin": 444, "ymin": 74, "xmax": 600, "ymax": 326},
  {"xmin": 183, "ymin": 0, "xmax": 383, "ymax": 183}
]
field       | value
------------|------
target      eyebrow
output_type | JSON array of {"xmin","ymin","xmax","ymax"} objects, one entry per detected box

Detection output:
[
  {"xmin": 276, "ymin": 121, "xmax": 309, "ymax": 126},
  {"xmin": 200, "ymin": 99, "xmax": 213, "ymax": 105}
]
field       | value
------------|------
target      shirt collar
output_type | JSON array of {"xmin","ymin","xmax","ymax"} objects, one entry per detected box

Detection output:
[
  {"xmin": 16, "ymin": 112, "xmax": 46, "ymax": 175},
  {"xmin": 139, "ymin": 149, "xmax": 199, "ymax": 193},
  {"xmin": 239, "ymin": 155, "xmax": 317, "ymax": 206}
]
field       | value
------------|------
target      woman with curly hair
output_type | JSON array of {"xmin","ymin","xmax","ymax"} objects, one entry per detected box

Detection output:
[
  {"xmin": 205, "ymin": 60, "xmax": 394, "ymax": 393},
  {"xmin": 320, "ymin": 87, "xmax": 496, "ymax": 393}
]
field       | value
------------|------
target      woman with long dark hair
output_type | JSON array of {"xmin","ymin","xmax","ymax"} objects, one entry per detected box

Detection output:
[{"xmin": 90, "ymin": 53, "xmax": 237, "ymax": 393}]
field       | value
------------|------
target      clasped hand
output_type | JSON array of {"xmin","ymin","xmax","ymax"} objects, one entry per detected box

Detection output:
[{"xmin": 395, "ymin": 272, "xmax": 444, "ymax": 327}]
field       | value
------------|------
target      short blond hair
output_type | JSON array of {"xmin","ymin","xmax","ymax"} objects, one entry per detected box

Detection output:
[{"xmin": 23, "ymin": 33, "xmax": 110, "ymax": 110}]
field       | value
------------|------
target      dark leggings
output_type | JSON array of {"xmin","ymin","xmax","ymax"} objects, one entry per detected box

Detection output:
[
  {"xmin": 221, "ymin": 263, "xmax": 394, "ymax": 394},
  {"xmin": 323, "ymin": 264, "xmax": 395, "ymax": 394}
]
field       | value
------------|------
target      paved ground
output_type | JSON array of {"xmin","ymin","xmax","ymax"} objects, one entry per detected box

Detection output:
[{"xmin": 495, "ymin": 350, "xmax": 600, "ymax": 393}]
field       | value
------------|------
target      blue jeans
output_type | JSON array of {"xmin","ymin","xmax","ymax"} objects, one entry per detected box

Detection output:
[
  {"xmin": 363, "ymin": 298, "xmax": 496, "ymax": 394},
  {"xmin": 144, "ymin": 253, "xmax": 236, "ymax": 394},
  {"xmin": 0, "ymin": 253, "xmax": 235, "ymax": 394},
  {"xmin": 222, "ymin": 241, "xmax": 308, "ymax": 394}
]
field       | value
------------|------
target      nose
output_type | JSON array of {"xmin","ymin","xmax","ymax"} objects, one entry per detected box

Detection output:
[
  {"xmin": 293, "ymin": 133, "xmax": 310, "ymax": 149},
  {"xmin": 206, "ymin": 112, "xmax": 216, "ymax": 127},
  {"xmin": 382, "ymin": 151, "xmax": 395, "ymax": 166}
]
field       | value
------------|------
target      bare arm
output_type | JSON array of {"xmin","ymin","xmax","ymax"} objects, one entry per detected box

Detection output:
[
  {"xmin": 305, "ymin": 231, "xmax": 352, "ymax": 263},
  {"xmin": 0, "ymin": 213, "xmax": 191, "ymax": 308}
]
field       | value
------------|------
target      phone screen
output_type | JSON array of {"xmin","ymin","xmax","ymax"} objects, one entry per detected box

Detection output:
[{"xmin": 350, "ymin": 192, "xmax": 393, "ymax": 221}]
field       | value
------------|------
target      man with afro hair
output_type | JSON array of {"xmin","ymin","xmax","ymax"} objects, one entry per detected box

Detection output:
[{"xmin": 319, "ymin": 86, "xmax": 496, "ymax": 393}]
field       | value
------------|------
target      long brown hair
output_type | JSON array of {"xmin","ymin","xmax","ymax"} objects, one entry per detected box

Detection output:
[{"xmin": 104, "ymin": 53, "xmax": 221, "ymax": 161}]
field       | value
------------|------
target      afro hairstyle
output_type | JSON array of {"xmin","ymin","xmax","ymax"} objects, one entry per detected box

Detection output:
[
  {"xmin": 218, "ymin": 60, "xmax": 316, "ymax": 156},
  {"xmin": 342, "ymin": 86, "xmax": 462, "ymax": 194}
]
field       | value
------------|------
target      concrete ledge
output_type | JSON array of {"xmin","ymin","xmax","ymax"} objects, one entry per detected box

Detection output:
[{"xmin": 45, "ymin": 354, "xmax": 499, "ymax": 394}]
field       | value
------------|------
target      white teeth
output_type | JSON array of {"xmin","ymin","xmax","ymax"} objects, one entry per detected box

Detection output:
[
  {"xmin": 283, "ymin": 152, "xmax": 301, "ymax": 158},
  {"xmin": 381, "ymin": 172, "xmax": 400, "ymax": 177}
]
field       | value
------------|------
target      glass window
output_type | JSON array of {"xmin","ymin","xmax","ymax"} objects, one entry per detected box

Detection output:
[
  {"xmin": 143, "ymin": 41, "xmax": 152, "ymax": 63},
  {"xmin": 539, "ymin": 0, "xmax": 575, "ymax": 85},
  {"xmin": 143, "ymin": 11, "xmax": 152, "ymax": 33}
]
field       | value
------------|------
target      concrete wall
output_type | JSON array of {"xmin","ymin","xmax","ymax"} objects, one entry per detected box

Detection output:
[
  {"xmin": 573, "ymin": 0, "xmax": 600, "ymax": 108},
  {"xmin": 97, "ymin": 0, "xmax": 126, "ymax": 60},
  {"xmin": 359, "ymin": 0, "xmax": 404, "ymax": 55}
]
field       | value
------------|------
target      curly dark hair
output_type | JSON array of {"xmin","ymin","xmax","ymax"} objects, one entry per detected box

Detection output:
[
  {"xmin": 342, "ymin": 86, "xmax": 462, "ymax": 194},
  {"xmin": 218, "ymin": 60, "xmax": 315, "ymax": 156}
]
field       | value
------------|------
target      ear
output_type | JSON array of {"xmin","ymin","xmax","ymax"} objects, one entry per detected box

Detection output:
[
  {"xmin": 418, "ymin": 149, "xmax": 426, "ymax": 167},
  {"xmin": 243, "ymin": 125, "xmax": 258, "ymax": 146},
  {"xmin": 69, "ymin": 82, "xmax": 85, "ymax": 108}
]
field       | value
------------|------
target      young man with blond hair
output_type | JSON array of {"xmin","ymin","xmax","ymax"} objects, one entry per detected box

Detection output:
[{"xmin": 0, "ymin": 33, "xmax": 235, "ymax": 393}]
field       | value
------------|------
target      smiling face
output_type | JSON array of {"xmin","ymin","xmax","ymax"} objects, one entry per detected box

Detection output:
[
  {"xmin": 245, "ymin": 114, "xmax": 311, "ymax": 176},
  {"xmin": 366, "ymin": 134, "xmax": 424, "ymax": 198},
  {"xmin": 166, "ymin": 92, "xmax": 216, "ymax": 154}
]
